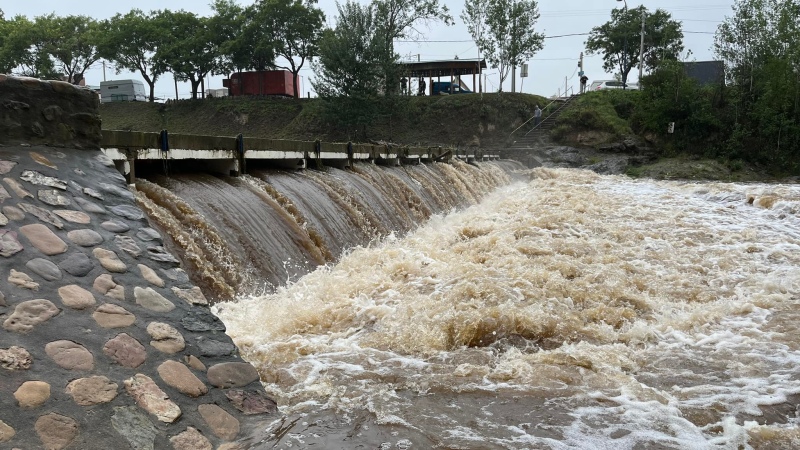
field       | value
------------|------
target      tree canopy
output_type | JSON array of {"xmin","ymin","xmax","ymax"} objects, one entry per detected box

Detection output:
[
  {"xmin": 97, "ymin": 9, "xmax": 168, "ymax": 101},
  {"xmin": 258, "ymin": 0, "xmax": 325, "ymax": 98},
  {"xmin": 462, "ymin": 0, "xmax": 544, "ymax": 90},
  {"xmin": 313, "ymin": 1, "xmax": 395, "ymax": 137},
  {"xmin": 586, "ymin": 6, "xmax": 683, "ymax": 87}
]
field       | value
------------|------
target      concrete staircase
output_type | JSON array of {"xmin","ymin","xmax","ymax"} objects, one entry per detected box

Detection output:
[{"xmin": 509, "ymin": 95, "xmax": 578, "ymax": 149}]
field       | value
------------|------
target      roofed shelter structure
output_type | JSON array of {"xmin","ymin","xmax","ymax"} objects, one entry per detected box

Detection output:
[{"xmin": 399, "ymin": 58, "xmax": 487, "ymax": 95}]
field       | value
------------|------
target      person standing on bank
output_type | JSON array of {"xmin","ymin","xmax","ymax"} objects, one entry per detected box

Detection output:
[
  {"xmin": 580, "ymin": 75, "xmax": 589, "ymax": 94},
  {"xmin": 418, "ymin": 78, "xmax": 426, "ymax": 96},
  {"xmin": 534, "ymin": 105, "xmax": 542, "ymax": 126}
]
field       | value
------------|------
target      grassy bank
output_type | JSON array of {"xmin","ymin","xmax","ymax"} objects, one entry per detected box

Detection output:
[{"xmin": 100, "ymin": 93, "xmax": 547, "ymax": 148}]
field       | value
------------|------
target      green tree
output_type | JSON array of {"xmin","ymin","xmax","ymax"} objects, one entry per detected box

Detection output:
[
  {"xmin": 157, "ymin": 10, "xmax": 219, "ymax": 99},
  {"xmin": 259, "ymin": 0, "xmax": 325, "ymax": 98},
  {"xmin": 313, "ymin": 1, "xmax": 394, "ymax": 138},
  {"xmin": 210, "ymin": 0, "xmax": 251, "ymax": 87},
  {"xmin": 714, "ymin": 0, "xmax": 800, "ymax": 167},
  {"xmin": 373, "ymin": 0, "xmax": 453, "ymax": 92},
  {"xmin": 0, "ymin": 15, "xmax": 57, "ymax": 78},
  {"xmin": 97, "ymin": 9, "xmax": 168, "ymax": 102},
  {"xmin": 40, "ymin": 15, "xmax": 101, "ymax": 85},
  {"xmin": 461, "ymin": 0, "xmax": 544, "ymax": 90},
  {"xmin": 586, "ymin": 6, "xmax": 683, "ymax": 88}
]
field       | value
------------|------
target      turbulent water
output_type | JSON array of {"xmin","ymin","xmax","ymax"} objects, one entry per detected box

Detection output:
[
  {"xmin": 133, "ymin": 160, "xmax": 519, "ymax": 299},
  {"xmin": 211, "ymin": 168, "xmax": 800, "ymax": 449}
]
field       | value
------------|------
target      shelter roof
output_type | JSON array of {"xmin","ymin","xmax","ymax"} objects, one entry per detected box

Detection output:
[{"xmin": 399, "ymin": 59, "xmax": 487, "ymax": 78}]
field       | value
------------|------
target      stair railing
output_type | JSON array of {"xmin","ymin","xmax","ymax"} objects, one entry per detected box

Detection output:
[
  {"xmin": 509, "ymin": 85, "xmax": 575, "ymax": 138},
  {"xmin": 509, "ymin": 97, "xmax": 559, "ymax": 137}
]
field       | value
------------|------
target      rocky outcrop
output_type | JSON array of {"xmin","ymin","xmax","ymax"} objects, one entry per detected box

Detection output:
[{"xmin": 0, "ymin": 75, "xmax": 273, "ymax": 449}]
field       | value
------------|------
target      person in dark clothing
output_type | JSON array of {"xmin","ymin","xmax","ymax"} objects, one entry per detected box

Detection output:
[
  {"xmin": 418, "ymin": 78, "xmax": 426, "ymax": 96},
  {"xmin": 580, "ymin": 75, "xmax": 589, "ymax": 94}
]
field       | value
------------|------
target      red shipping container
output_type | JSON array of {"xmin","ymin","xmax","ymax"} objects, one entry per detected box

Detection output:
[{"xmin": 222, "ymin": 70, "xmax": 297, "ymax": 97}]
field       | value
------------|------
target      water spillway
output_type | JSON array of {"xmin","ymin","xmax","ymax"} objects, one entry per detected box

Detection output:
[
  {"xmin": 133, "ymin": 160, "xmax": 522, "ymax": 300},
  {"xmin": 214, "ymin": 168, "xmax": 800, "ymax": 449}
]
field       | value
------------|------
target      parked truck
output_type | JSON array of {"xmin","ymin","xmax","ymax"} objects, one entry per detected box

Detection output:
[{"xmin": 100, "ymin": 80, "xmax": 147, "ymax": 103}]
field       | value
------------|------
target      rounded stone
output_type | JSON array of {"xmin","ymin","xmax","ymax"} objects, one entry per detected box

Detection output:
[
  {"xmin": 134, "ymin": 287, "xmax": 175, "ymax": 312},
  {"xmin": 57, "ymin": 284, "xmax": 96, "ymax": 310},
  {"xmin": 207, "ymin": 362, "xmax": 260, "ymax": 389},
  {"xmin": 14, "ymin": 380, "xmax": 51, "ymax": 408},
  {"xmin": 110, "ymin": 204, "xmax": 144, "ymax": 221},
  {"xmin": 66, "ymin": 229, "xmax": 103, "ymax": 246},
  {"xmin": 99, "ymin": 182, "xmax": 135, "ymax": 201},
  {"xmin": 58, "ymin": 252, "xmax": 95, "ymax": 277},
  {"xmin": 172, "ymin": 286, "xmax": 208, "ymax": 306},
  {"xmin": 34, "ymin": 413, "xmax": 78, "ymax": 450},
  {"xmin": 123, "ymin": 374, "xmax": 182, "ymax": 423},
  {"xmin": 170, "ymin": 427, "xmax": 212, "ymax": 450},
  {"xmin": 139, "ymin": 264, "xmax": 165, "ymax": 287},
  {"xmin": 38, "ymin": 189, "xmax": 71, "ymax": 206},
  {"xmin": 25, "ymin": 257, "xmax": 62, "ymax": 281},
  {"xmin": 2, "ymin": 205, "xmax": 25, "ymax": 220},
  {"xmin": 157, "ymin": 360, "xmax": 208, "ymax": 397},
  {"xmin": 66, "ymin": 376, "xmax": 118, "ymax": 406},
  {"xmin": 196, "ymin": 338, "xmax": 235, "ymax": 357},
  {"xmin": 198, "ymin": 404, "xmax": 240, "ymax": 441},
  {"xmin": 147, "ymin": 322, "xmax": 185, "ymax": 354},
  {"xmin": 54, "ymin": 209, "xmax": 91, "ymax": 224},
  {"xmin": 185, "ymin": 355, "xmax": 206, "ymax": 372},
  {"xmin": 103, "ymin": 333, "xmax": 147, "ymax": 368},
  {"xmin": 137, "ymin": 227, "xmax": 162, "ymax": 242},
  {"xmin": 19, "ymin": 223, "xmax": 67, "ymax": 255},
  {"xmin": 92, "ymin": 303, "xmax": 136, "ymax": 328},
  {"xmin": 45, "ymin": 340, "xmax": 94, "ymax": 371},
  {"xmin": 0, "ymin": 420, "xmax": 15, "ymax": 443},
  {"xmin": 74, "ymin": 196, "xmax": 106, "ymax": 214},
  {"xmin": 100, "ymin": 219, "xmax": 129, "ymax": 232},
  {"xmin": 93, "ymin": 247, "xmax": 127, "ymax": 273},
  {"xmin": 30, "ymin": 151, "xmax": 58, "ymax": 169},
  {"xmin": 83, "ymin": 187, "xmax": 104, "ymax": 200},
  {"xmin": 3, "ymin": 299, "xmax": 59, "ymax": 333},
  {"xmin": 0, "ymin": 346, "xmax": 33, "ymax": 370}
]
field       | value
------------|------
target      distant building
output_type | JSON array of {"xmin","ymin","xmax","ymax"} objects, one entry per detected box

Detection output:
[
  {"xmin": 206, "ymin": 88, "xmax": 228, "ymax": 98},
  {"xmin": 683, "ymin": 61, "xmax": 724, "ymax": 86}
]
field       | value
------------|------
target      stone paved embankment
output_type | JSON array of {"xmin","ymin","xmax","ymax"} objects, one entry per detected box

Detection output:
[{"xmin": 0, "ymin": 75, "xmax": 275, "ymax": 449}]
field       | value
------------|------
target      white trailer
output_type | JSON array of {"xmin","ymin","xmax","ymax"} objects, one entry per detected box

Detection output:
[{"xmin": 100, "ymin": 79, "xmax": 147, "ymax": 103}]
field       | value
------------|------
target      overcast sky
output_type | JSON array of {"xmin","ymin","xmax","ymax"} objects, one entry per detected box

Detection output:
[{"xmin": 4, "ymin": 0, "xmax": 734, "ymax": 98}]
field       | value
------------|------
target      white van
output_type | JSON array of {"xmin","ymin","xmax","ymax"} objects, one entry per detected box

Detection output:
[
  {"xmin": 589, "ymin": 80, "xmax": 639, "ymax": 91},
  {"xmin": 100, "ymin": 80, "xmax": 147, "ymax": 103}
]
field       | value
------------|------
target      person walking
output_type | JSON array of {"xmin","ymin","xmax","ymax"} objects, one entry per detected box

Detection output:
[{"xmin": 534, "ymin": 105, "xmax": 542, "ymax": 127}]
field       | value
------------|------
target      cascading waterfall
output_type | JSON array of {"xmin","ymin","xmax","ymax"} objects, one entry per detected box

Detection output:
[{"xmin": 134, "ymin": 160, "xmax": 520, "ymax": 299}]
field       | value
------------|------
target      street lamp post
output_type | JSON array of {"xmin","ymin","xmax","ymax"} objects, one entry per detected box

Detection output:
[{"xmin": 617, "ymin": 0, "xmax": 628, "ymax": 90}]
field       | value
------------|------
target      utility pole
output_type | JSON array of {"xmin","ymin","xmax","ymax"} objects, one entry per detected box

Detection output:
[
  {"xmin": 639, "ymin": 10, "xmax": 646, "ymax": 82},
  {"xmin": 102, "ymin": 61, "xmax": 107, "ymax": 82}
]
